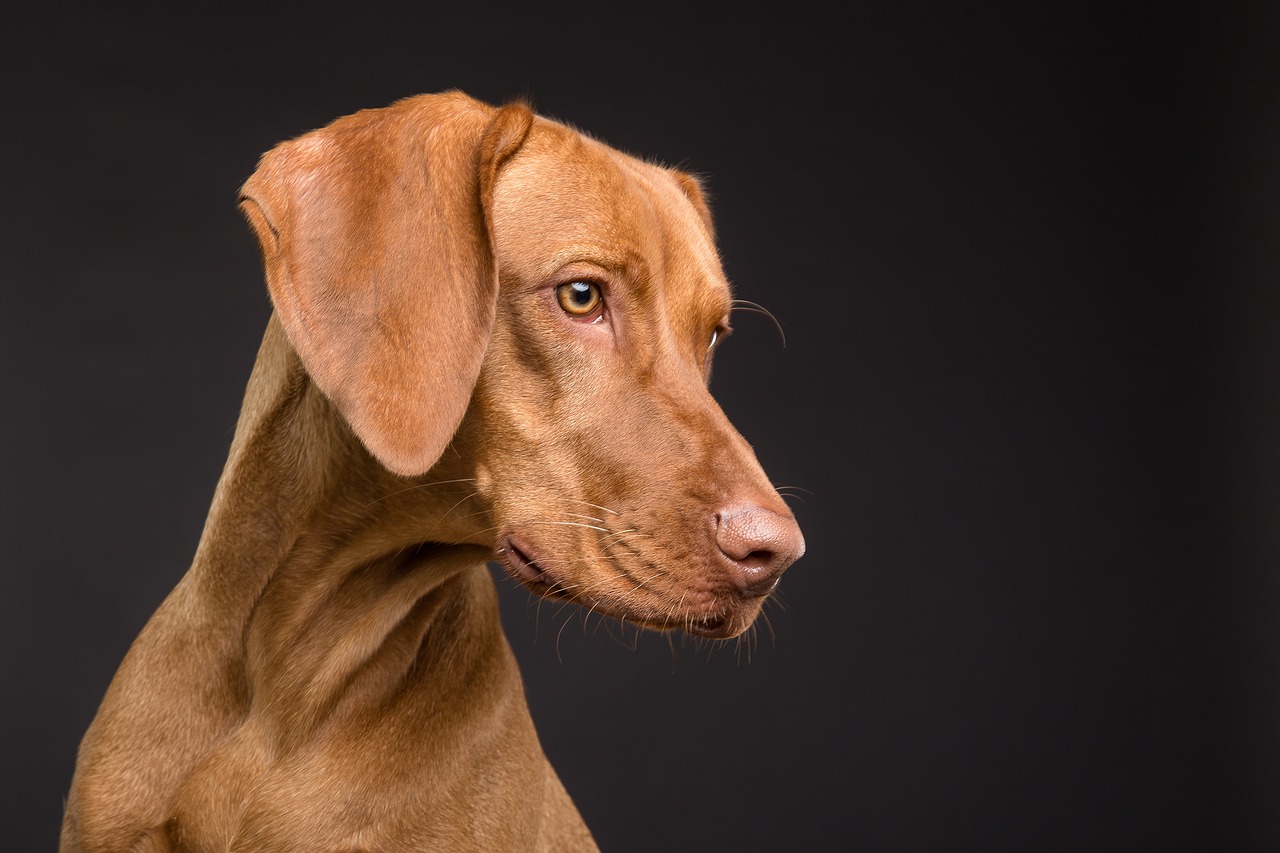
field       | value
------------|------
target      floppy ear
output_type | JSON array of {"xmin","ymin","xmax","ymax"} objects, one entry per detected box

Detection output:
[{"xmin": 238, "ymin": 93, "xmax": 533, "ymax": 476}]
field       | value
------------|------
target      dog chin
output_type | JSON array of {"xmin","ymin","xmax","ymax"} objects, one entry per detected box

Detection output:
[{"xmin": 624, "ymin": 605, "xmax": 759, "ymax": 640}]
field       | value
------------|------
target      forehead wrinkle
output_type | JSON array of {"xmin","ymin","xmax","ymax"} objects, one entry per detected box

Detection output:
[
  {"xmin": 493, "ymin": 134, "xmax": 652, "ymax": 274},
  {"xmin": 524, "ymin": 242, "xmax": 647, "ymax": 283}
]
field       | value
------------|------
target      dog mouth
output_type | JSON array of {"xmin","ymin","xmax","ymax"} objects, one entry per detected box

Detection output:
[
  {"xmin": 683, "ymin": 612, "xmax": 733, "ymax": 639},
  {"xmin": 499, "ymin": 535, "xmax": 556, "ymax": 591},
  {"xmin": 497, "ymin": 533, "xmax": 744, "ymax": 639}
]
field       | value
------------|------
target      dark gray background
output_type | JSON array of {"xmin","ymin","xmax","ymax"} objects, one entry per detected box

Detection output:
[{"xmin": 4, "ymin": 2, "xmax": 1277, "ymax": 850}]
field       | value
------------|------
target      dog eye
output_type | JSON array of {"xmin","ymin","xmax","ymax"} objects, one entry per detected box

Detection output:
[
  {"xmin": 556, "ymin": 281, "xmax": 603, "ymax": 320},
  {"xmin": 704, "ymin": 324, "xmax": 730, "ymax": 374},
  {"xmin": 708, "ymin": 323, "xmax": 731, "ymax": 353}
]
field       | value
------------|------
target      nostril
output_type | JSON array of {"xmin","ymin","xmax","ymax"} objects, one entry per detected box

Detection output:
[{"xmin": 714, "ymin": 504, "xmax": 804, "ymax": 597}]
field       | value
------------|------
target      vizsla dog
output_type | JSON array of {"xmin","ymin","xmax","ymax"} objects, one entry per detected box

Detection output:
[{"xmin": 61, "ymin": 90, "xmax": 804, "ymax": 852}]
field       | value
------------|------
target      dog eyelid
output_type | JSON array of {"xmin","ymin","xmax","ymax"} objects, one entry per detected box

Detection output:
[{"xmin": 709, "ymin": 322, "xmax": 732, "ymax": 352}]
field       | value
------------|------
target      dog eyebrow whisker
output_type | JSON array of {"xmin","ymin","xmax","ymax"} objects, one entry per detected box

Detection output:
[{"xmin": 730, "ymin": 298, "xmax": 787, "ymax": 347}]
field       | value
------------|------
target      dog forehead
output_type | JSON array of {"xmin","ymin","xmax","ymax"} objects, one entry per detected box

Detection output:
[{"xmin": 490, "ymin": 120, "xmax": 728, "ymax": 305}]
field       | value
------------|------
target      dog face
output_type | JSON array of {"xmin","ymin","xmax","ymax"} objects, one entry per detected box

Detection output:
[
  {"xmin": 463, "ymin": 120, "xmax": 803, "ymax": 639},
  {"xmin": 240, "ymin": 92, "xmax": 803, "ymax": 640}
]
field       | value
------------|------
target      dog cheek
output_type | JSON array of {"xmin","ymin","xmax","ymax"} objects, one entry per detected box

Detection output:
[{"xmin": 474, "ymin": 463, "xmax": 493, "ymax": 503}]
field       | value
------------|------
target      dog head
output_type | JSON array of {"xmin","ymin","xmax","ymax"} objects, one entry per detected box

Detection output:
[{"xmin": 240, "ymin": 91, "xmax": 803, "ymax": 639}]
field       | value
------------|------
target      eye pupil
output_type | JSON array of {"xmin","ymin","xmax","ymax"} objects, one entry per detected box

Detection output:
[{"xmin": 556, "ymin": 281, "xmax": 602, "ymax": 317}]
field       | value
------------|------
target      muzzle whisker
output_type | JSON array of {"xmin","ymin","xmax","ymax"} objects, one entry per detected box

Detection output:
[
  {"xmin": 631, "ymin": 570, "xmax": 663, "ymax": 591},
  {"xmin": 422, "ymin": 491, "xmax": 482, "ymax": 539},
  {"xmin": 453, "ymin": 508, "xmax": 494, "ymax": 522},
  {"xmin": 551, "ymin": 613, "xmax": 569, "ymax": 664},
  {"xmin": 526, "ymin": 520, "xmax": 612, "ymax": 533},
  {"xmin": 759, "ymin": 607, "xmax": 778, "ymax": 646},
  {"xmin": 567, "ymin": 499, "xmax": 622, "ymax": 516},
  {"xmin": 600, "ymin": 528, "xmax": 651, "ymax": 545},
  {"xmin": 561, "ymin": 511, "xmax": 607, "ymax": 523},
  {"xmin": 364, "ymin": 477, "xmax": 479, "ymax": 507}
]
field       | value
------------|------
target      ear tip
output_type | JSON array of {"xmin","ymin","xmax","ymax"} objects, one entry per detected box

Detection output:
[
  {"xmin": 377, "ymin": 457, "xmax": 434, "ymax": 479},
  {"xmin": 338, "ymin": 392, "xmax": 458, "ymax": 479},
  {"xmin": 359, "ymin": 431, "xmax": 445, "ymax": 479},
  {"xmin": 499, "ymin": 97, "xmax": 535, "ymax": 118},
  {"xmin": 481, "ymin": 102, "xmax": 535, "ymax": 183},
  {"xmin": 492, "ymin": 101, "xmax": 536, "ymax": 142}
]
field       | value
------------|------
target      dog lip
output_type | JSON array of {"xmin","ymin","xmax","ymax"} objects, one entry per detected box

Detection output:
[
  {"xmin": 499, "ymin": 535, "xmax": 547, "ymax": 586},
  {"xmin": 684, "ymin": 612, "xmax": 734, "ymax": 639}
]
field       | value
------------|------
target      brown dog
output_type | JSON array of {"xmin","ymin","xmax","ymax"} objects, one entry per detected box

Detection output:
[{"xmin": 60, "ymin": 91, "xmax": 804, "ymax": 852}]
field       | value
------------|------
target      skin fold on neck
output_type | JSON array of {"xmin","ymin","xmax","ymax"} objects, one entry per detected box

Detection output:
[{"xmin": 66, "ymin": 316, "xmax": 532, "ymax": 851}]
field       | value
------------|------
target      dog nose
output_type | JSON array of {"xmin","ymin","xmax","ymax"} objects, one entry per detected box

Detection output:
[{"xmin": 714, "ymin": 505, "xmax": 805, "ymax": 597}]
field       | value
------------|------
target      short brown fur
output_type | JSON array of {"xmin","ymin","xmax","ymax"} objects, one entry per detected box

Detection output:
[{"xmin": 61, "ymin": 91, "xmax": 803, "ymax": 852}]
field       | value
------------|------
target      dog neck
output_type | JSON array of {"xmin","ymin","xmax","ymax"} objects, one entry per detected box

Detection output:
[
  {"xmin": 60, "ymin": 316, "xmax": 541, "ymax": 852},
  {"xmin": 180, "ymin": 315, "xmax": 501, "ymax": 741}
]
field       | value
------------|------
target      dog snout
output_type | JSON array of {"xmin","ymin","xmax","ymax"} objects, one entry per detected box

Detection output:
[{"xmin": 714, "ymin": 505, "xmax": 805, "ymax": 597}]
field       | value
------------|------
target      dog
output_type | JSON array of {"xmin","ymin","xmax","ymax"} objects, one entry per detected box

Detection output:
[{"xmin": 60, "ymin": 90, "xmax": 804, "ymax": 852}]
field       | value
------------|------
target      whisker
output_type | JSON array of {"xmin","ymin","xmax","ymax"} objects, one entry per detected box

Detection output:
[
  {"xmin": 364, "ymin": 477, "xmax": 478, "ymax": 507},
  {"xmin": 423, "ymin": 491, "xmax": 481, "ymax": 539},
  {"xmin": 526, "ymin": 520, "xmax": 612, "ymax": 533},
  {"xmin": 555, "ymin": 610, "xmax": 572, "ymax": 663},
  {"xmin": 566, "ymin": 499, "xmax": 622, "ymax": 516},
  {"xmin": 600, "ymin": 528, "xmax": 643, "ymax": 544},
  {"xmin": 632, "ymin": 570, "xmax": 663, "ymax": 591},
  {"xmin": 759, "ymin": 608, "xmax": 778, "ymax": 646},
  {"xmin": 731, "ymin": 299, "xmax": 786, "ymax": 347},
  {"xmin": 563, "ymin": 512, "xmax": 606, "ymax": 523}
]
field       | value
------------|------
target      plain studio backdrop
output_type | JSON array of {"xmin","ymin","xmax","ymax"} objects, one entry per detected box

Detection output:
[{"xmin": 3, "ymin": 2, "xmax": 1276, "ymax": 850}]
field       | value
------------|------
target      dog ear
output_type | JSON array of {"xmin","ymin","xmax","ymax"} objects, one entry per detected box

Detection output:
[
  {"xmin": 238, "ymin": 93, "xmax": 533, "ymax": 476},
  {"xmin": 670, "ymin": 170, "xmax": 716, "ymax": 238}
]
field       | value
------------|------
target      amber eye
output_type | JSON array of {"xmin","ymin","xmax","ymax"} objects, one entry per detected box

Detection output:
[{"xmin": 555, "ymin": 281, "xmax": 603, "ymax": 318}]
